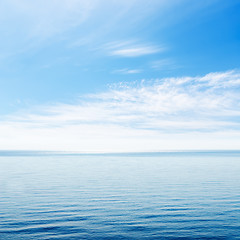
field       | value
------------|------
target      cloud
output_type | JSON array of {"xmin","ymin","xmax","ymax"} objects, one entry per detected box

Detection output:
[
  {"xmin": 0, "ymin": 0, "xmax": 223, "ymax": 60},
  {"xmin": 1, "ymin": 70, "xmax": 240, "ymax": 152},
  {"xmin": 0, "ymin": 0, "xmax": 169, "ymax": 50},
  {"xmin": 151, "ymin": 59, "xmax": 179, "ymax": 70},
  {"xmin": 113, "ymin": 68, "xmax": 142, "ymax": 74},
  {"xmin": 0, "ymin": 0, "xmax": 101, "ymax": 59},
  {"xmin": 0, "ymin": 0, "xmax": 98, "ymax": 39},
  {"xmin": 111, "ymin": 46, "xmax": 160, "ymax": 57},
  {"xmin": 106, "ymin": 41, "xmax": 163, "ymax": 57}
]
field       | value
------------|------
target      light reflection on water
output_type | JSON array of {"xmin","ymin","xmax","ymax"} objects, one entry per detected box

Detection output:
[{"xmin": 0, "ymin": 152, "xmax": 240, "ymax": 239}]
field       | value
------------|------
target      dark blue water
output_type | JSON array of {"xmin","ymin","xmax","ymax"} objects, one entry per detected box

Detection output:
[{"xmin": 0, "ymin": 151, "xmax": 240, "ymax": 239}]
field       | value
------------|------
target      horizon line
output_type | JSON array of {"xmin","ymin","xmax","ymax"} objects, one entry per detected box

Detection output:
[{"xmin": 0, "ymin": 149, "xmax": 240, "ymax": 157}]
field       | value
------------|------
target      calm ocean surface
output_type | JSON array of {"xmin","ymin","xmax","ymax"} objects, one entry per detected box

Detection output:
[{"xmin": 0, "ymin": 151, "xmax": 240, "ymax": 239}]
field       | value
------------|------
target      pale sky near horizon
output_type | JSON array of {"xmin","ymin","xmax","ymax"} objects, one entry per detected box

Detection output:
[{"xmin": 0, "ymin": 0, "xmax": 240, "ymax": 151}]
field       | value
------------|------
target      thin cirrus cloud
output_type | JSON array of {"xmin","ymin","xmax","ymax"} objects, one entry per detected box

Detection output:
[
  {"xmin": 0, "ymin": 0, "xmax": 100, "ymax": 58},
  {"xmin": 0, "ymin": 0, "xmax": 99, "ymax": 38},
  {"xmin": 151, "ymin": 59, "xmax": 179, "ymax": 71},
  {"xmin": 1, "ymin": 70, "xmax": 240, "ymax": 152},
  {"xmin": 106, "ymin": 41, "xmax": 163, "ymax": 57},
  {"xmin": 113, "ymin": 68, "xmax": 142, "ymax": 74}
]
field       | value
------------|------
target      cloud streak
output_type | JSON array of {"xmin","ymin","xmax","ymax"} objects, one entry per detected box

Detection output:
[
  {"xmin": 0, "ymin": 0, "xmax": 98, "ymax": 38},
  {"xmin": 111, "ymin": 46, "xmax": 161, "ymax": 57},
  {"xmin": 106, "ymin": 41, "xmax": 163, "ymax": 57},
  {"xmin": 113, "ymin": 68, "xmax": 142, "ymax": 74},
  {"xmin": 1, "ymin": 70, "xmax": 240, "ymax": 152}
]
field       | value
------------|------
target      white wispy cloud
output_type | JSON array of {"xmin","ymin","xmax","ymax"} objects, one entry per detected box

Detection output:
[
  {"xmin": 1, "ymin": 0, "xmax": 98, "ymax": 39},
  {"xmin": 0, "ymin": 0, "xmax": 101, "ymax": 59},
  {"xmin": 1, "ymin": 70, "xmax": 240, "ymax": 152},
  {"xmin": 151, "ymin": 59, "xmax": 179, "ymax": 70},
  {"xmin": 0, "ymin": 0, "xmax": 221, "ymax": 60},
  {"xmin": 111, "ymin": 46, "xmax": 160, "ymax": 57},
  {"xmin": 113, "ymin": 68, "xmax": 142, "ymax": 74},
  {"xmin": 106, "ymin": 41, "xmax": 163, "ymax": 57}
]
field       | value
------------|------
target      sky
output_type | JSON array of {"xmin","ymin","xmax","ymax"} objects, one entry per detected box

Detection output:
[{"xmin": 0, "ymin": 0, "xmax": 240, "ymax": 152}]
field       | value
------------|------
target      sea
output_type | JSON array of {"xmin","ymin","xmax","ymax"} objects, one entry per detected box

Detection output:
[{"xmin": 0, "ymin": 151, "xmax": 240, "ymax": 239}]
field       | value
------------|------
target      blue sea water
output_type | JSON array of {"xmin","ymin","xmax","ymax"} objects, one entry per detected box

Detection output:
[{"xmin": 0, "ymin": 151, "xmax": 240, "ymax": 239}]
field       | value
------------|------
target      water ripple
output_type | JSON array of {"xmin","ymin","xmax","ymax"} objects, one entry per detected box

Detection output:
[{"xmin": 0, "ymin": 153, "xmax": 240, "ymax": 239}]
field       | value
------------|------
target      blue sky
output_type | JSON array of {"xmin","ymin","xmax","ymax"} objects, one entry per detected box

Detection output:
[{"xmin": 0, "ymin": 0, "xmax": 240, "ymax": 151}]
